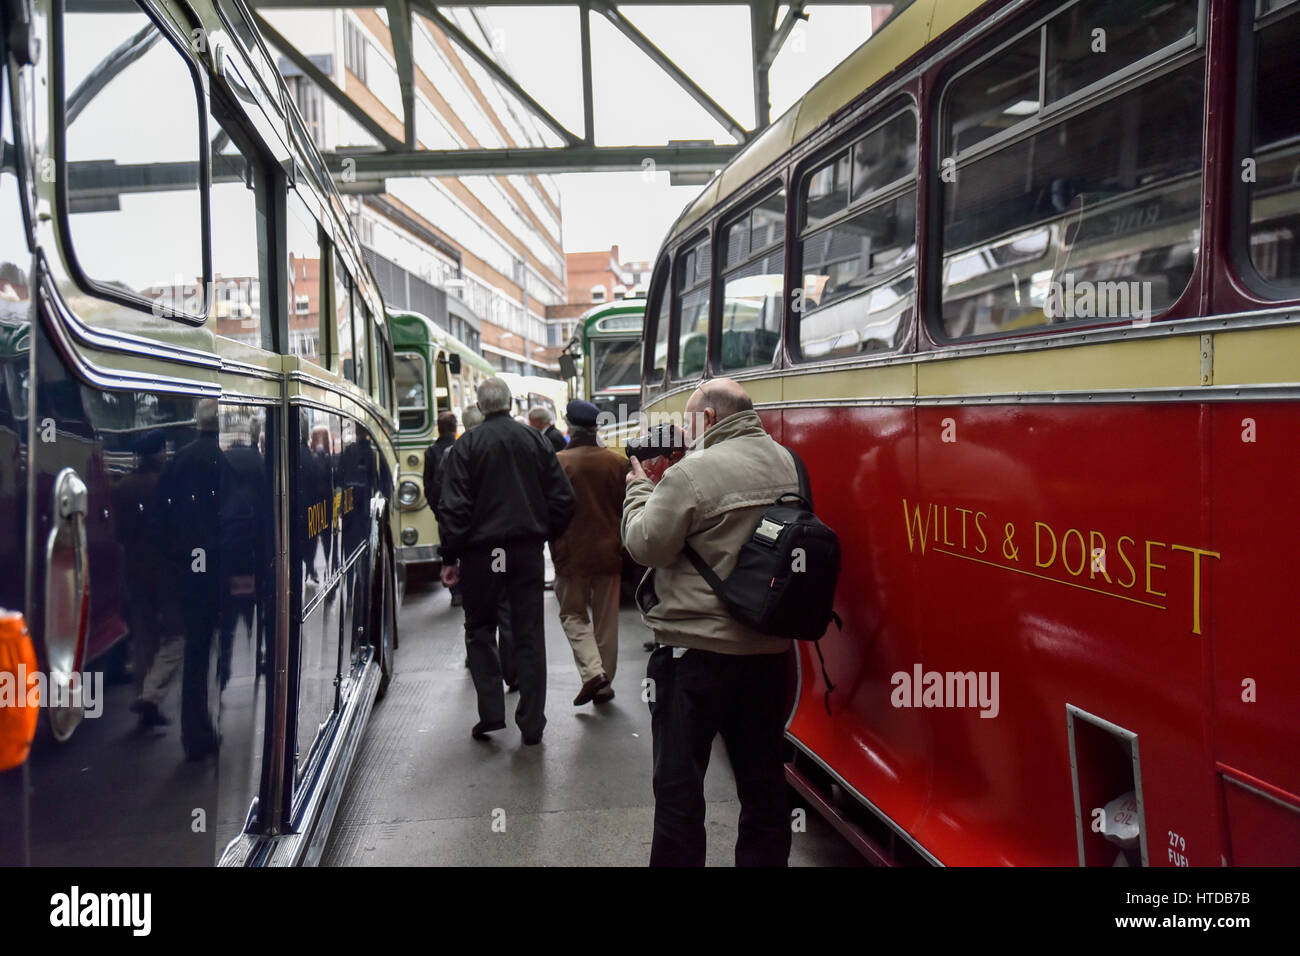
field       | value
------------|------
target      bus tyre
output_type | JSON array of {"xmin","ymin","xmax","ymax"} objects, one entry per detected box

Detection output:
[{"xmin": 376, "ymin": 540, "xmax": 398, "ymax": 700}]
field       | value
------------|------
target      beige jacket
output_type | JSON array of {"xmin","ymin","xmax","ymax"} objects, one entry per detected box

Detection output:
[{"xmin": 621, "ymin": 409, "xmax": 798, "ymax": 655}]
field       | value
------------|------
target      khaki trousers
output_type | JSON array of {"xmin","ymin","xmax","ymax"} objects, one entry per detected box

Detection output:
[{"xmin": 554, "ymin": 574, "xmax": 620, "ymax": 684}]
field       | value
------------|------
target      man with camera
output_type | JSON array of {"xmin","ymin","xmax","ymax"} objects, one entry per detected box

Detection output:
[
  {"xmin": 438, "ymin": 378, "xmax": 575, "ymax": 745},
  {"xmin": 621, "ymin": 378, "xmax": 800, "ymax": 866}
]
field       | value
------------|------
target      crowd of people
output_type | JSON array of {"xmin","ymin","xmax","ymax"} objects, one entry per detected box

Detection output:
[{"xmin": 426, "ymin": 376, "xmax": 798, "ymax": 866}]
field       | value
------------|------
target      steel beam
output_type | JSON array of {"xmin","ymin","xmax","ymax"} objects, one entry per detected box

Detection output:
[
  {"xmin": 385, "ymin": 0, "xmax": 417, "ymax": 149},
  {"xmin": 251, "ymin": 10, "xmax": 405, "ymax": 151},
  {"xmin": 325, "ymin": 144, "xmax": 736, "ymax": 178},
  {"xmin": 579, "ymin": 3, "xmax": 594, "ymax": 145},
  {"xmin": 592, "ymin": 2, "xmax": 748, "ymax": 142},
  {"xmin": 410, "ymin": 1, "xmax": 582, "ymax": 146}
]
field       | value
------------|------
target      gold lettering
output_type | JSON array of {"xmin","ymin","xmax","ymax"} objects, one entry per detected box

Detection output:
[
  {"xmin": 1061, "ymin": 528, "xmax": 1086, "ymax": 577},
  {"xmin": 1088, "ymin": 530, "xmax": 1111, "ymax": 583},
  {"xmin": 1034, "ymin": 521, "xmax": 1057, "ymax": 569},
  {"xmin": 1145, "ymin": 540, "xmax": 1168, "ymax": 598},
  {"xmin": 956, "ymin": 507, "xmax": 971, "ymax": 549},
  {"xmin": 941, "ymin": 506, "xmax": 956, "ymax": 547},
  {"xmin": 902, "ymin": 499, "xmax": 934, "ymax": 555},
  {"xmin": 1117, "ymin": 535, "xmax": 1136, "ymax": 589},
  {"xmin": 1170, "ymin": 544, "xmax": 1222, "ymax": 636},
  {"xmin": 975, "ymin": 511, "xmax": 988, "ymax": 553}
]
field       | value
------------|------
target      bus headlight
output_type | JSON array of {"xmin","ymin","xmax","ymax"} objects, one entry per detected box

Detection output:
[
  {"xmin": 398, "ymin": 480, "xmax": 421, "ymax": 508},
  {"xmin": 401, "ymin": 527, "xmax": 418, "ymax": 546}
]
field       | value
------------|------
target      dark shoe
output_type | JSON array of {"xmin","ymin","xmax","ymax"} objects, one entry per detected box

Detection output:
[
  {"xmin": 472, "ymin": 719, "xmax": 506, "ymax": 740},
  {"xmin": 132, "ymin": 699, "xmax": 170, "ymax": 728},
  {"xmin": 450, "ymin": 593, "xmax": 463, "ymax": 607},
  {"xmin": 522, "ymin": 732, "xmax": 543, "ymax": 746},
  {"xmin": 593, "ymin": 686, "xmax": 615, "ymax": 704},
  {"xmin": 184, "ymin": 733, "xmax": 220, "ymax": 761},
  {"xmin": 642, "ymin": 641, "xmax": 657, "ymax": 652},
  {"xmin": 506, "ymin": 682, "xmax": 519, "ymax": 694},
  {"xmin": 573, "ymin": 674, "xmax": 610, "ymax": 706}
]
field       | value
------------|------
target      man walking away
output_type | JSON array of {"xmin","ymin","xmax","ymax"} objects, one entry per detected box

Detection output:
[
  {"xmin": 528, "ymin": 406, "xmax": 567, "ymax": 453},
  {"xmin": 622, "ymin": 378, "xmax": 799, "ymax": 866},
  {"xmin": 439, "ymin": 378, "xmax": 575, "ymax": 744},
  {"xmin": 552, "ymin": 400, "xmax": 626, "ymax": 707},
  {"xmin": 423, "ymin": 410, "xmax": 458, "ymax": 518}
]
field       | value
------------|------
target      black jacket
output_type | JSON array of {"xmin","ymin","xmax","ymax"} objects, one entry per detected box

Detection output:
[
  {"xmin": 437, "ymin": 411, "xmax": 576, "ymax": 562},
  {"xmin": 422, "ymin": 434, "xmax": 455, "ymax": 515},
  {"xmin": 542, "ymin": 424, "xmax": 566, "ymax": 453}
]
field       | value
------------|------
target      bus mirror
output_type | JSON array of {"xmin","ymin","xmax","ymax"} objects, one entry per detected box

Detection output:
[
  {"xmin": 558, "ymin": 354, "xmax": 576, "ymax": 379},
  {"xmin": 448, "ymin": 353, "xmax": 462, "ymax": 375}
]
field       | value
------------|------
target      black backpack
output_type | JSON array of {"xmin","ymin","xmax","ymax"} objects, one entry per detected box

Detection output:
[{"xmin": 682, "ymin": 447, "xmax": 841, "ymax": 710}]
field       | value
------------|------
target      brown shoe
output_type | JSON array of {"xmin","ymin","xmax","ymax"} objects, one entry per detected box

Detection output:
[
  {"xmin": 593, "ymin": 686, "xmax": 615, "ymax": 704},
  {"xmin": 573, "ymin": 674, "xmax": 610, "ymax": 706}
]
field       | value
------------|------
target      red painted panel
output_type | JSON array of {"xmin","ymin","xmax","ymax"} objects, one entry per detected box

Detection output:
[{"xmin": 783, "ymin": 401, "xmax": 1241, "ymax": 865}]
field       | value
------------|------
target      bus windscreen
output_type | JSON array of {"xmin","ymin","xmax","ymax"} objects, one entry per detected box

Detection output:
[{"xmin": 592, "ymin": 338, "xmax": 642, "ymax": 392}]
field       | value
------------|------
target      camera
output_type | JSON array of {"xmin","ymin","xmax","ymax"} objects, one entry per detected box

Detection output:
[{"xmin": 624, "ymin": 423, "xmax": 687, "ymax": 463}]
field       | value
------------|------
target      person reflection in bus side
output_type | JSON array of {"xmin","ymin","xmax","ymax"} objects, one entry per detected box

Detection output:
[
  {"xmin": 423, "ymin": 410, "xmax": 460, "ymax": 604},
  {"xmin": 438, "ymin": 378, "xmax": 575, "ymax": 744},
  {"xmin": 552, "ymin": 399, "xmax": 626, "ymax": 707},
  {"xmin": 622, "ymin": 379, "xmax": 798, "ymax": 867},
  {"xmin": 528, "ymin": 405, "xmax": 567, "ymax": 453},
  {"xmin": 220, "ymin": 417, "xmax": 269, "ymax": 686},
  {"xmin": 157, "ymin": 399, "xmax": 231, "ymax": 761},
  {"xmin": 116, "ymin": 430, "xmax": 184, "ymax": 729}
]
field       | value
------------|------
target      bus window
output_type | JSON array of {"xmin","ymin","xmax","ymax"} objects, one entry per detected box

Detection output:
[
  {"xmin": 1244, "ymin": 0, "xmax": 1300, "ymax": 290},
  {"xmin": 939, "ymin": 7, "xmax": 1203, "ymax": 340},
  {"xmin": 286, "ymin": 192, "xmax": 324, "ymax": 365},
  {"xmin": 648, "ymin": 261, "xmax": 670, "ymax": 382},
  {"xmin": 675, "ymin": 237, "xmax": 710, "ymax": 379},
  {"xmin": 335, "ymin": 254, "xmax": 355, "ymax": 382},
  {"xmin": 375, "ymin": 323, "xmax": 392, "ymax": 412},
  {"xmin": 61, "ymin": 3, "xmax": 203, "ymax": 318},
  {"xmin": 720, "ymin": 189, "xmax": 784, "ymax": 371},
  {"xmin": 209, "ymin": 97, "xmax": 272, "ymax": 351},
  {"xmin": 798, "ymin": 110, "xmax": 915, "ymax": 361},
  {"xmin": 395, "ymin": 351, "xmax": 427, "ymax": 431},
  {"xmin": 591, "ymin": 338, "xmax": 642, "ymax": 392},
  {"xmin": 353, "ymin": 297, "xmax": 370, "ymax": 394}
]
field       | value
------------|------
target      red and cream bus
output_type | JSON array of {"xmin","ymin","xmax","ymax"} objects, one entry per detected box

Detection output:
[{"xmin": 639, "ymin": 0, "xmax": 1299, "ymax": 866}]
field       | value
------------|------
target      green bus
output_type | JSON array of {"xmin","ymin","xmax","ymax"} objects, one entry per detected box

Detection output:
[
  {"xmin": 389, "ymin": 308, "xmax": 494, "ymax": 568},
  {"xmin": 575, "ymin": 301, "xmax": 644, "ymax": 450}
]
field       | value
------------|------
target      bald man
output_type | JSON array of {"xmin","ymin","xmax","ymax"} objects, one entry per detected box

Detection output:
[{"xmin": 621, "ymin": 377, "xmax": 800, "ymax": 866}]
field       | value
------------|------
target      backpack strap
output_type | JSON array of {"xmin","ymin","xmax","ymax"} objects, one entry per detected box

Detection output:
[
  {"xmin": 784, "ymin": 445, "xmax": 813, "ymax": 510},
  {"xmin": 682, "ymin": 543, "xmax": 726, "ymax": 596}
]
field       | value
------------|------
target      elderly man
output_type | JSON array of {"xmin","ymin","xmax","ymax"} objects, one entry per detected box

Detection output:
[
  {"xmin": 622, "ymin": 378, "xmax": 799, "ymax": 866},
  {"xmin": 439, "ymin": 378, "xmax": 575, "ymax": 744},
  {"xmin": 552, "ymin": 399, "xmax": 627, "ymax": 706},
  {"xmin": 528, "ymin": 405, "xmax": 567, "ymax": 453}
]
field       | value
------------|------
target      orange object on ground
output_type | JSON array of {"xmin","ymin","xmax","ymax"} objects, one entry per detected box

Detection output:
[{"xmin": 0, "ymin": 610, "xmax": 39, "ymax": 771}]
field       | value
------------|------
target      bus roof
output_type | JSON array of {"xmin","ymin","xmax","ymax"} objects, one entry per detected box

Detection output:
[
  {"xmin": 388, "ymin": 308, "xmax": 495, "ymax": 375},
  {"xmin": 664, "ymin": 0, "xmax": 986, "ymax": 246},
  {"xmin": 582, "ymin": 301, "xmax": 645, "ymax": 340}
]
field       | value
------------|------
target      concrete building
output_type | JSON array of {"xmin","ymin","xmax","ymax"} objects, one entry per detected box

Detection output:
[{"xmin": 264, "ymin": 6, "xmax": 568, "ymax": 375}]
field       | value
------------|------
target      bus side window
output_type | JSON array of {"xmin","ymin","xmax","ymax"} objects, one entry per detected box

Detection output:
[
  {"xmin": 60, "ymin": 3, "xmax": 203, "ymax": 318},
  {"xmin": 353, "ymin": 295, "xmax": 370, "ymax": 393},
  {"xmin": 334, "ymin": 254, "xmax": 355, "ymax": 382},
  {"xmin": 720, "ymin": 188, "xmax": 785, "ymax": 371},
  {"xmin": 1242, "ymin": 1, "xmax": 1300, "ymax": 293},
  {"xmin": 209, "ymin": 96, "xmax": 273, "ymax": 351},
  {"xmin": 646, "ymin": 257, "xmax": 671, "ymax": 385},
  {"xmin": 285, "ymin": 192, "xmax": 324, "ymax": 366},
  {"xmin": 797, "ymin": 110, "xmax": 916, "ymax": 362},
  {"xmin": 675, "ymin": 237, "xmax": 710, "ymax": 380}
]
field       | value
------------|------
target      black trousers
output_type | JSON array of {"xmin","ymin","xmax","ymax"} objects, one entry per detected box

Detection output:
[
  {"xmin": 647, "ymin": 645, "xmax": 791, "ymax": 867},
  {"xmin": 460, "ymin": 541, "xmax": 545, "ymax": 737}
]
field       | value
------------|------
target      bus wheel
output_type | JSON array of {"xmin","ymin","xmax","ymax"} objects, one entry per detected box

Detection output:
[{"xmin": 376, "ymin": 541, "xmax": 398, "ymax": 700}]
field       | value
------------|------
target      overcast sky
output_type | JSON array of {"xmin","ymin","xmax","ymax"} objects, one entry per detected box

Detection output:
[{"xmin": 478, "ymin": 4, "xmax": 888, "ymax": 261}]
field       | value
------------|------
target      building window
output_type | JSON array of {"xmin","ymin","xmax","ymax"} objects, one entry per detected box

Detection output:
[
  {"xmin": 344, "ymin": 16, "xmax": 368, "ymax": 84},
  {"xmin": 590, "ymin": 285, "xmax": 607, "ymax": 304}
]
